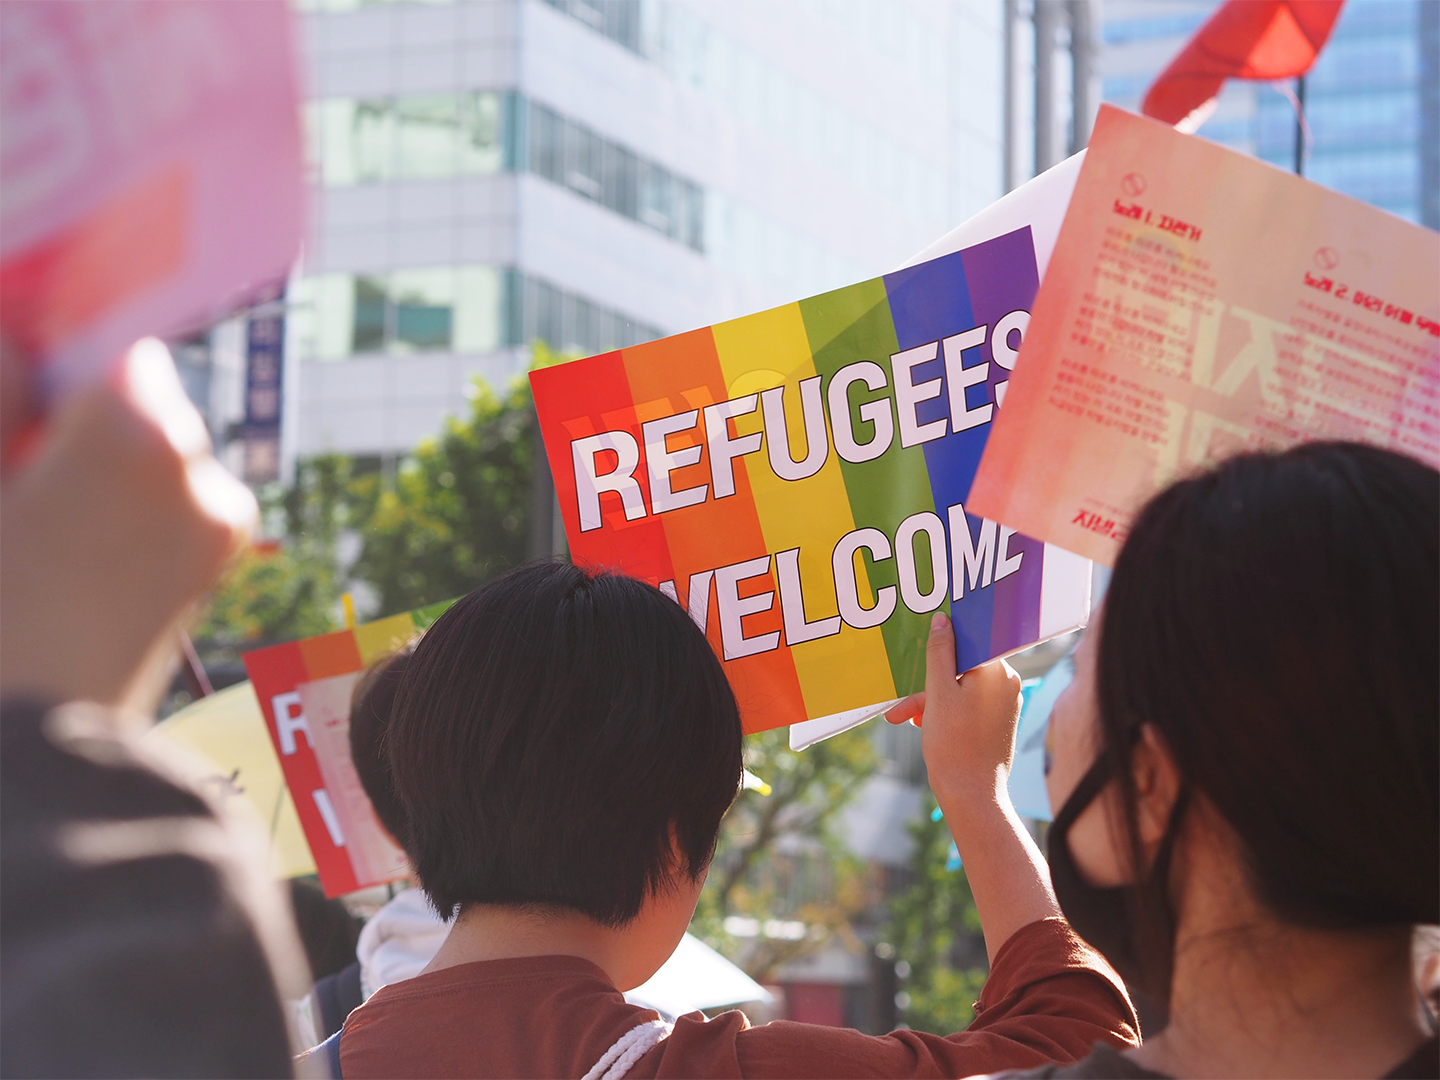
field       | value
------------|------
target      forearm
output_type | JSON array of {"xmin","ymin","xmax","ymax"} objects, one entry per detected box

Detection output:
[{"xmin": 934, "ymin": 781, "xmax": 1060, "ymax": 965}]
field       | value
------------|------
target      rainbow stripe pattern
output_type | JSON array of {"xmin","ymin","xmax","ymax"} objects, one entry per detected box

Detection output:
[
  {"xmin": 532, "ymin": 227, "xmax": 1089, "ymax": 739},
  {"xmin": 244, "ymin": 600, "xmax": 453, "ymax": 896}
]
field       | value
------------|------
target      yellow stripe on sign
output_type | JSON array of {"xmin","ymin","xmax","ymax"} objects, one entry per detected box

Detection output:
[
  {"xmin": 353, "ymin": 613, "xmax": 418, "ymax": 666},
  {"xmin": 711, "ymin": 303, "xmax": 896, "ymax": 718}
]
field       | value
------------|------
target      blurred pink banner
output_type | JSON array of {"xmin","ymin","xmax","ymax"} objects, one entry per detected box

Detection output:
[{"xmin": 0, "ymin": 0, "xmax": 304, "ymax": 396}]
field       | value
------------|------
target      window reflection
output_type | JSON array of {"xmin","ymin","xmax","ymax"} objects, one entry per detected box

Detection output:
[
  {"xmin": 288, "ymin": 266, "xmax": 661, "ymax": 361},
  {"xmin": 311, "ymin": 93, "xmax": 506, "ymax": 187},
  {"xmin": 526, "ymin": 101, "xmax": 705, "ymax": 252},
  {"xmin": 390, "ymin": 269, "xmax": 456, "ymax": 351},
  {"xmin": 352, "ymin": 277, "xmax": 388, "ymax": 352},
  {"xmin": 294, "ymin": 0, "xmax": 453, "ymax": 13},
  {"xmin": 308, "ymin": 91, "xmax": 704, "ymax": 252}
]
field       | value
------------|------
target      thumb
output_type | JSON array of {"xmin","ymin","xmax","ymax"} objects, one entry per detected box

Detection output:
[{"xmin": 925, "ymin": 611, "xmax": 957, "ymax": 702}]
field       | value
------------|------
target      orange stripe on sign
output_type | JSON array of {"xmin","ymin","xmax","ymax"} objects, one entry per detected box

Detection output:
[
  {"xmin": 0, "ymin": 164, "xmax": 190, "ymax": 354},
  {"xmin": 297, "ymin": 630, "xmax": 364, "ymax": 681},
  {"xmin": 620, "ymin": 328, "xmax": 807, "ymax": 734}
]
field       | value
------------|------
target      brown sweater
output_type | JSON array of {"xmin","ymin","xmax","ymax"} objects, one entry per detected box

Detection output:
[
  {"xmin": 988, "ymin": 1035, "xmax": 1440, "ymax": 1079},
  {"xmin": 338, "ymin": 917, "xmax": 1138, "ymax": 1079}
]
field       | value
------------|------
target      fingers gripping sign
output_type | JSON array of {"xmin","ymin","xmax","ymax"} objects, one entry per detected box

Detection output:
[{"xmin": 887, "ymin": 612, "xmax": 1024, "ymax": 801}]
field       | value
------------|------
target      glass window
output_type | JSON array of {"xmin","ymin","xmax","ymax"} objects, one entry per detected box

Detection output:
[
  {"xmin": 529, "ymin": 102, "xmax": 563, "ymax": 185},
  {"xmin": 286, "ymin": 272, "xmax": 355, "ymax": 362},
  {"xmin": 313, "ymin": 93, "xmax": 507, "ymax": 185},
  {"xmin": 1257, "ymin": 89, "xmax": 1418, "ymax": 152},
  {"xmin": 352, "ymin": 100, "xmax": 395, "ymax": 183},
  {"xmin": 389, "ymin": 268, "xmax": 455, "ymax": 352},
  {"xmin": 311, "ymin": 93, "xmax": 706, "ymax": 251},
  {"xmin": 638, "ymin": 162, "xmax": 672, "ymax": 235},
  {"xmin": 680, "ymin": 179, "xmax": 704, "ymax": 252},
  {"xmin": 454, "ymin": 266, "xmax": 502, "ymax": 353},
  {"xmin": 314, "ymin": 99, "xmax": 361, "ymax": 186},
  {"xmin": 1302, "ymin": 147, "xmax": 1419, "ymax": 206},
  {"xmin": 353, "ymin": 277, "xmax": 388, "ymax": 353},
  {"xmin": 394, "ymin": 96, "xmax": 461, "ymax": 180},
  {"xmin": 1329, "ymin": 0, "xmax": 1415, "ymax": 36},
  {"xmin": 565, "ymin": 119, "xmax": 603, "ymax": 200},
  {"xmin": 506, "ymin": 271, "xmax": 659, "ymax": 353},
  {"xmin": 541, "ymin": 0, "xmax": 642, "ymax": 54},
  {"xmin": 457, "ymin": 92, "xmax": 503, "ymax": 175},
  {"xmin": 527, "ymin": 100, "xmax": 705, "ymax": 246},
  {"xmin": 289, "ymin": 266, "xmax": 656, "ymax": 360},
  {"xmin": 295, "ymin": 0, "xmax": 455, "ymax": 11},
  {"xmin": 532, "ymin": 278, "xmax": 562, "ymax": 353},
  {"xmin": 1310, "ymin": 37, "xmax": 1418, "ymax": 92},
  {"xmin": 603, "ymin": 142, "xmax": 639, "ymax": 218},
  {"xmin": 311, "ymin": 273, "xmax": 357, "ymax": 360}
]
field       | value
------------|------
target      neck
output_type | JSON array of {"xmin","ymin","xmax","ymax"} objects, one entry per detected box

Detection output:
[
  {"xmin": 423, "ymin": 903, "xmax": 634, "ymax": 989},
  {"xmin": 1133, "ymin": 915, "xmax": 1425, "ymax": 1079}
]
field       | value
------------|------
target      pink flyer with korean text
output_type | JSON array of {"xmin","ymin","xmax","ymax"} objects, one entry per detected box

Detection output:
[{"xmin": 969, "ymin": 105, "xmax": 1439, "ymax": 566}]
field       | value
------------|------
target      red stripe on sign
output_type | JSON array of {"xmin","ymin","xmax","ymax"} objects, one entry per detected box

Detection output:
[
  {"xmin": 242, "ymin": 640, "xmax": 358, "ymax": 896},
  {"xmin": 531, "ymin": 351, "xmax": 676, "ymax": 586}
]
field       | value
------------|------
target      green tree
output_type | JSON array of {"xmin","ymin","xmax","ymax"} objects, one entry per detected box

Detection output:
[
  {"xmin": 347, "ymin": 379, "xmax": 534, "ymax": 614},
  {"xmin": 191, "ymin": 455, "xmax": 353, "ymax": 655},
  {"xmin": 193, "ymin": 343, "xmax": 571, "ymax": 648},
  {"xmin": 883, "ymin": 793, "xmax": 989, "ymax": 1033},
  {"xmin": 348, "ymin": 342, "xmax": 571, "ymax": 614},
  {"xmin": 190, "ymin": 547, "xmax": 337, "ymax": 652},
  {"xmin": 692, "ymin": 726, "xmax": 880, "ymax": 983}
]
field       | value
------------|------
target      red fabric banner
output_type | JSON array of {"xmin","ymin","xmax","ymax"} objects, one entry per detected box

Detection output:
[{"xmin": 1142, "ymin": 0, "xmax": 1345, "ymax": 127}]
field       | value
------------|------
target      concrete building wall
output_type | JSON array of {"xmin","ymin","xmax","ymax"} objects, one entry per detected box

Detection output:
[{"xmin": 281, "ymin": 0, "xmax": 1004, "ymax": 463}]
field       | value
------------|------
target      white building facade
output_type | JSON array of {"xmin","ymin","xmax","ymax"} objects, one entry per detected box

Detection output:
[{"xmin": 270, "ymin": 0, "xmax": 1005, "ymax": 466}]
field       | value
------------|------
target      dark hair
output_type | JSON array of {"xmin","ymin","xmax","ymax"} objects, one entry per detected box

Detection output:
[
  {"xmin": 1098, "ymin": 442, "xmax": 1439, "ymax": 977},
  {"xmin": 0, "ymin": 703, "xmax": 297, "ymax": 1078},
  {"xmin": 287, "ymin": 878, "xmax": 362, "ymax": 981},
  {"xmin": 387, "ymin": 562, "xmax": 744, "ymax": 925},
  {"xmin": 349, "ymin": 645, "xmax": 414, "ymax": 847}
]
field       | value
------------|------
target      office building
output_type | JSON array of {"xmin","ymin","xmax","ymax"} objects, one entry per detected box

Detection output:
[
  {"xmin": 222, "ymin": 0, "xmax": 1008, "ymax": 470},
  {"xmin": 1099, "ymin": 0, "xmax": 1438, "ymax": 227}
]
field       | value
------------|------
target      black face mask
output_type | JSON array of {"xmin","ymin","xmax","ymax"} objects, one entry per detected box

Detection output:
[{"xmin": 1048, "ymin": 751, "xmax": 1186, "ymax": 1034}]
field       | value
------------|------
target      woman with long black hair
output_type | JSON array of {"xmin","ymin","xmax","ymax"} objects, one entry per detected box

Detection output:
[{"xmin": 1018, "ymin": 442, "xmax": 1438, "ymax": 1078}]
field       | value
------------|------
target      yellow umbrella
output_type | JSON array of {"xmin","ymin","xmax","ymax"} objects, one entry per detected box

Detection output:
[{"xmin": 148, "ymin": 681, "xmax": 317, "ymax": 879}]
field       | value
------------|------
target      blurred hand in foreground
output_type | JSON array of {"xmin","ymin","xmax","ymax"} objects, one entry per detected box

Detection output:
[{"xmin": 0, "ymin": 338, "xmax": 257, "ymax": 710}]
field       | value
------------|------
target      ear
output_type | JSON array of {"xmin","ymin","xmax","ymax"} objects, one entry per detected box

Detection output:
[{"xmin": 1130, "ymin": 723, "xmax": 1183, "ymax": 854}]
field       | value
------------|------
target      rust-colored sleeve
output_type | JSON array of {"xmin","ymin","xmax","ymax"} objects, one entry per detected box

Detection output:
[{"xmin": 731, "ymin": 918, "xmax": 1139, "ymax": 1079}]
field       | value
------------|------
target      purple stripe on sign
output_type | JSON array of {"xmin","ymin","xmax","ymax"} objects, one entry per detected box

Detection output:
[{"xmin": 958, "ymin": 229, "xmax": 1046, "ymax": 656}]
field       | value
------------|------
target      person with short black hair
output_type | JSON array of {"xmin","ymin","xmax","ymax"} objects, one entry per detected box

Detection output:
[
  {"xmin": 293, "ymin": 646, "xmax": 451, "ymax": 1047},
  {"xmin": 349, "ymin": 647, "xmax": 414, "ymax": 850},
  {"xmin": 331, "ymin": 562, "xmax": 1139, "ymax": 1078},
  {"xmin": 347, "ymin": 645, "xmax": 449, "ymax": 1002},
  {"xmin": 1017, "ymin": 442, "xmax": 1439, "ymax": 1079}
]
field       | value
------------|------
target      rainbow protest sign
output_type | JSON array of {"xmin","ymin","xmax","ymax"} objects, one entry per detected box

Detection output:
[
  {"xmin": 531, "ymin": 226, "xmax": 1090, "ymax": 745},
  {"xmin": 243, "ymin": 601, "xmax": 453, "ymax": 897}
]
